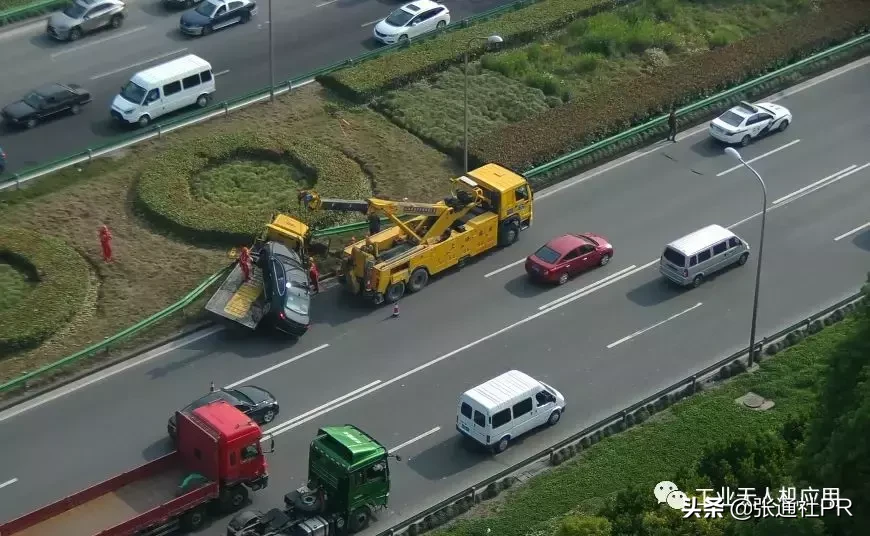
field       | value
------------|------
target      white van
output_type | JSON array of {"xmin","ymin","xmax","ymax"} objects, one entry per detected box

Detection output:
[
  {"xmin": 456, "ymin": 370, "xmax": 566, "ymax": 453},
  {"xmin": 111, "ymin": 54, "xmax": 215, "ymax": 128},
  {"xmin": 659, "ymin": 224, "xmax": 751, "ymax": 288}
]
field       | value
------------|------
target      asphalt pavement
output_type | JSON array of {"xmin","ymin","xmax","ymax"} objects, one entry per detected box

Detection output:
[
  {"xmin": 0, "ymin": 0, "xmax": 509, "ymax": 175},
  {"xmin": 0, "ymin": 57, "xmax": 868, "ymax": 533}
]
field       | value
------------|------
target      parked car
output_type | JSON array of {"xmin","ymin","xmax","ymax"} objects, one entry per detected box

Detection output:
[
  {"xmin": 525, "ymin": 233, "xmax": 614, "ymax": 285},
  {"xmin": 709, "ymin": 100, "xmax": 792, "ymax": 146},
  {"xmin": 180, "ymin": 0, "xmax": 257, "ymax": 37},
  {"xmin": 167, "ymin": 385, "xmax": 279, "ymax": 439},
  {"xmin": 257, "ymin": 241, "xmax": 311, "ymax": 337},
  {"xmin": 373, "ymin": 0, "xmax": 450, "ymax": 45},
  {"xmin": 2, "ymin": 83, "xmax": 92, "ymax": 129},
  {"xmin": 47, "ymin": 0, "xmax": 126, "ymax": 42}
]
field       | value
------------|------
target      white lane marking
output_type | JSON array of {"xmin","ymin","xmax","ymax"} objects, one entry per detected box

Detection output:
[
  {"xmin": 0, "ymin": 325, "xmax": 224, "ymax": 424},
  {"xmin": 50, "ymin": 26, "xmax": 148, "ymax": 59},
  {"xmin": 834, "ymin": 222, "xmax": 870, "ymax": 241},
  {"xmin": 388, "ymin": 426, "xmax": 441, "ymax": 453},
  {"xmin": 773, "ymin": 164, "xmax": 868, "ymax": 205},
  {"xmin": 225, "ymin": 344, "xmax": 330, "ymax": 389},
  {"xmin": 484, "ymin": 258, "xmax": 525, "ymax": 278},
  {"xmin": 0, "ymin": 478, "xmax": 18, "ymax": 489},
  {"xmin": 538, "ymin": 265, "xmax": 638, "ymax": 311},
  {"xmin": 315, "ymin": 0, "xmax": 339, "ymax": 6},
  {"xmin": 361, "ymin": 19, "xmax": 381, "ymax": 27},
  {"xmin": 607, "ymin": 302, "xmax": 703, "ymax": 349},
  {"xmin": 214, "ymin": 70, "xmax": 231, "ymax": 77},
  {"xmin": 90, "ymin": 49, "xmax": 188, "ymax": 80},
  {"xmin": 264, "ymin": 381, "xmax": 381, "ymax": 438},
  {"xmin": 716, "ymin": 139, "xmax": 802, "ymax": 177}
]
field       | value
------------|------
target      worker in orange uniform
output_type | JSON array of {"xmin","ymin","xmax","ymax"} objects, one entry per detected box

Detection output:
[
  {"xmin": 238, "ymin": 246, "xmax": 252, "ymax": 282},
  {"xmin": 99, "ymin": 225, "xmax": 113, "ymax": 263},
  {"xmin": 308, "ymin": 259, "xmax": 320, "ymax": 294}
]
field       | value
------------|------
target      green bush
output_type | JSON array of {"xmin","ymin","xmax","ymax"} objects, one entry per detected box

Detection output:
[
  {"xmin": 0, "ymin": 0, "xmax": 68, "ymax": 26},
  {"xmin": 317, "ymin": 0, "xmax": 618, "ymax": 102},
  {"xmin": 135, "ymin": 132, "xmax": 372, "ymax": 244},
  {"xmin": 470, "ymin": 0, "xmax": 870, "ymax": 170},
  {"xmin": 0, "ymin": 227, "xmax": 89, "ymax": 355},
  {"xmin": 555, "ymin": 515, "xmax": 613, "ymax": 536}
]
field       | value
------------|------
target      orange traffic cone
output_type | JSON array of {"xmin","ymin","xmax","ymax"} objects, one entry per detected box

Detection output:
[{"xmin": 392, "ymin": 302, "xmax": 400, "ymax": 318}]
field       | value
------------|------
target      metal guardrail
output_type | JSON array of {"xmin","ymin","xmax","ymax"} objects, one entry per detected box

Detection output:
[
  {"xmin": 373, "ymin": 290, "xmax": 866, "ymax": 536},
  {"xmin": 0, "ymin": 266, "xmax": 228, "ymax": 394},
  {"xmin": 523, "ymin": 31, "xmax": 870, "ymax": 178},
  {"xmin": 0, "ymin": 0, "xmax": 65, "ymax": 25}
]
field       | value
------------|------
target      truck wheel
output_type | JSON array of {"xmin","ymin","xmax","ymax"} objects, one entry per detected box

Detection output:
[
  {"xmin": 493, "ymin": 436, "xmax": 510, "ymax": 453},
  {"xmin": 180, "ymin": 506, "xmax": 207, "ymax": 531},
  {"xmin": 407, "ymin": 268, "xmax": 429, "ymax": 293},
  {"xmin": 220, "ymin": 485, "xmax": 249, "ymax": 513},
  {"xmin": 349, "ymin": 507, "xmax": 371, "ymax": 533},
  {"xmin": 385, "ymin": 282, "xmax": 405, "ymax": 303},
  {"xmin": 498, "ymin": 220, "xmax": 520, "ymax": 247}
]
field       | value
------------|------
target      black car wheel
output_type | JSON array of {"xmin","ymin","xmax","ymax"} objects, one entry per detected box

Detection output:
[
  {"xmin": 70, "ymin": 104, "xmax": 81, "ymax": 115},
  {"xmin": 25, "ymin": 118, "xmax": 38, "ymax": 129},
  {"xmin": 68, "ymin": 27, "xmax": 82, "ymax": 41},
  {"xmin": 110, "ymin": 15, "xmax": 123, "ymax": 29},
  {"xmin": 261, "ymin": 409, "xmax": 276, "ymax": 423},
  {"xmin": 202, "ymin": 25, "xmax": 212, "ymax": 36}
]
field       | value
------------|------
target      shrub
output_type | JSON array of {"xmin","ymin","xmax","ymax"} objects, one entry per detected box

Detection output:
[
  {"xmin": 469, "ymin": 0, "xmax": 870, "ymax": 170},
  {"xmin": 0, "ymin": 227, "xmax": 89, "ymax": 355},
  {"xmin": 555, "ymin": 515, "xmax": 613, "ymax": 536},
  {"xmin": 318, "ymin": 0, "xmax": 618, "ymax": 102},
  {"xmin": 135, "ymin": 132, "xmax": 372, "ymax": 244}
]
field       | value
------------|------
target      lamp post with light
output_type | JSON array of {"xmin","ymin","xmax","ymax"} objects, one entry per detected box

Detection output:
[
  {"xmin": 464, "ymin": 34, "xmax": 503, "ymax": 172},
  {"xmin": 725, "ymin": 146, "xmax": 767, "ymax": 366}
]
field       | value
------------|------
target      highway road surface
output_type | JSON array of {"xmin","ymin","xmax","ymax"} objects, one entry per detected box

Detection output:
[
  {"xmin": 0, "ymin": 57, "xmax": 868, "ymax": 534},
  {"xmin": 0, "ymin": 0, "xmax": 509, "ymax": 175}
]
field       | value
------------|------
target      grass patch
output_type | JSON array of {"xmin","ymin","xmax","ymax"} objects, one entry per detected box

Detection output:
[
  {"xmin": 0, "ymin": 261, "xmax": 34, "ymax": 312},
  {"xmin": 0, "ymin": 83, "xmax": 455, "ymax": 387},
  {"xmin": 434, "ymin": 313, "xmax": 864, "ymax": 536},
  {"xmin": 0, "ymin": 0, "xmax": 68, "ymax": 26}
]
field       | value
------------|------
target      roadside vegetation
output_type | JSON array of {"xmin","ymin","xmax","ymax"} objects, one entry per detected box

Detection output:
[{"xmin": 432, "ymin": 283, "xmax": 870, "ymax": 536}]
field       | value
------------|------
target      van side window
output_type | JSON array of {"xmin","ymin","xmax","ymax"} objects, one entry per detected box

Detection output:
[
  {"xmin": 689, "ymin": 255, "xmax": 698, "ymax": 267},
  {"xmin": 512, "ymin": 398, "xmax": 533, "ymax": 419},
  {"xmin": 241, "ymin": 444, "xmax": 258, "ymax": 462},
  {"xmin": 728, "ymin": 237, "xmax": 741, "ymax": 248},
  {"xmin": 460, "ymin": 402, "xmax": 473, "ymax": 418},
  {"xmin": 535, "ymin": 390, "xmax": 553, "ymax": 406},
  {"xmin": 146, "ymin": 89, "xmax": 160, "ymax": 103},
  {"xmin": 697, "ymin": 249, "xmax": 712, "ymax": 262},
  {"xmin": 163, "ymin": 81, "xmax": 182, "ymax": 97},
  {"xmin": 200, "ymin": 70, "xmax": 213, "ymax": 83},
  {"xmin": 492, "ymin": 408, "xmax": 511, "ymax": 428},
  {"xmin": 473, "ymin": 411, "xmax": 485, "ymax": 427},
  {"xmin": 712, "ymin": 241, "xmax": 727, "ymax": 255},
  {"xmin": 182, "ymin": 74, "xmax": 201, "ymax": 90}
]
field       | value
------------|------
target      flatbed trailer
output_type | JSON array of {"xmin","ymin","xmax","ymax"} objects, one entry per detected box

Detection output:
[
  {"xmin": 205, "ymin": 262, "xmax": 266, "ymax": 329},
  {"xmin": 3, "ymin": 452, "xmax": 216, "ymax": 536}
]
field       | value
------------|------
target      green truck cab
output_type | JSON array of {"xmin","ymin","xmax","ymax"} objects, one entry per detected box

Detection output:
[{"xmin": 228, "ymin": 425, "xmax": 399, "ymax": 536}]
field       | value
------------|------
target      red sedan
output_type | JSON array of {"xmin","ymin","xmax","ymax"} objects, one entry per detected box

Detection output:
[{"xmin": 525, "ymin": 233, "xmax": 614, "ymax": 285}]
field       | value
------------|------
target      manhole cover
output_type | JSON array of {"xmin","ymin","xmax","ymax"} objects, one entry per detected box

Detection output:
[{"xmin": 736, "ymin": 392, "xmax": 765, "ymax": 408}]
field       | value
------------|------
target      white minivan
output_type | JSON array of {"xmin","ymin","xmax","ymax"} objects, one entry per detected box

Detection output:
[
  {"xmin": 456, "ymin": 370, "xmax": 566, "ymax": 453},
  {"xmin": 110, "ymin": 54, "xmax": 215, "ymax": 127}
]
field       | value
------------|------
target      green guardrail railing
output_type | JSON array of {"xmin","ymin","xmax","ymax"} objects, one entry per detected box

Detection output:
[
  {"xmin": 1, "ymin": 30, "xmax": 868, "ymax": 395},
  {"xmin": 0, "ymin": 0, "xmax": 66, "ymax": 25}
]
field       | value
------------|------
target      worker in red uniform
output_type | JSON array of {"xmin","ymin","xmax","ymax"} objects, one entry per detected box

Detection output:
[
  {"xmin": 308, "ymin": 259, "xmax": 320, "ymax": 294},
  {"xmin": 238, "ymin": 246, "xmax": 252, "ymax": 282},
  {"xmin": 99, "ymin": 225, "xmax": 113, "ymax": 263}
]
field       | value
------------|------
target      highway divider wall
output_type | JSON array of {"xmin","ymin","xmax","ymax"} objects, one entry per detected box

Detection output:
[
  {"xmin": 0, "ymin": 0, "xmax": 67, "ymax": 27},
  {"xmin": 374, "ymin": 291, "xmax": 868, "ymax": 536}
]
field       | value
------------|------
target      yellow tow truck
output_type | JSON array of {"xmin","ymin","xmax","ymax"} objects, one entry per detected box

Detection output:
[
  {"xmin": 205, "ymin": 215, "xmax": 311, "ymax": 329},
  {"xmin": 298, "ymin": 163, "xmax": 533, "ymax": 304}
]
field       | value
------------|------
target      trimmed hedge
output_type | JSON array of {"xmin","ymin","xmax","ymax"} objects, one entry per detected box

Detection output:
[
  {"xmin": 470, "ymin": 0, "xmax": 870, "ymax": 170},
  {"xmin": 318, "ymin": 0, "xmax": 624, "ymax": 102},
  {"xmin": 0, "ymin": 0, "xmax": 68, "ymax": 27},
  {"xmin": 135, "ymin": 132, "xmax": 372, "ymax": 244},
  {"xmin": 0, "ymin": 227, "xmax": 90, "ymax": 355}
]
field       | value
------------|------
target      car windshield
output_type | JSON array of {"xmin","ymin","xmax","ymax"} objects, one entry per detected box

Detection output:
[
  {"xmin": 22, "ymin": 92, "xmax": 45, "ymax": 108},
  {"xmin": 119, "ymin": 81, "xmax": 147, "ymax": 105},
  {"xmin": 62, "ymin": 4, "xmax": 88, "ymax": 18},
  {"xmin": 385, "ymin": 8, "xmax": 414, "ymax": 26},
  {"xmin": 718, "ymin": 111, "xmax": 745, "ymax": 127},
  {"xmin": 534, "ymin": 245, "xmax": 562, "ymax": 264},
  {"xmin": 195, "ymin": 1, "xmax": 218, "ymax": 16}
]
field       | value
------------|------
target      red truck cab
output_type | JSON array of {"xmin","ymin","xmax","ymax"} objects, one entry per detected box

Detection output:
[{"xmin": 0, "ymin": 400, "xmax": 272, "ymax": 536}]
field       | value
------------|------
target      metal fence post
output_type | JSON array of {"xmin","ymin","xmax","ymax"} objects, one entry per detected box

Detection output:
[
  {"xmin": 690, "ymin": 374, "xmax": 697, "ymax": 394},
  {"xmin": 224, "ymin": 102, "xmax": 229, "ymax": 117},
  {"xmin": 14, "ymin": 173, "xmax": 20, "ymax": 190},
  {"xmin": 87, "ymin": 148, "xmax": 93, "ymax": 163},
  {"xmin": 157, "ymin": 125, "xmax": 163, "ymax": 139}
]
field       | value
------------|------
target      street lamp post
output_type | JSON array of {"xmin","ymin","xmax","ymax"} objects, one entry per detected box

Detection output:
[
  {"xmin": 725, "ymin": 146, "xmax": 768, "ymax": 366},
  {"xmin": 464, "ymin": 34, "xmax": 503, "ymax": 173},
  {"xmin": 268, "ymin": 0, "xmax": 275, "ymax": 102}
]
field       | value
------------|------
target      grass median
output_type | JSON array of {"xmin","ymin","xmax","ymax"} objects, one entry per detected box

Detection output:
[{"xmin": 432, "ymin": 310, "xmax": 864, "ymax": 536}]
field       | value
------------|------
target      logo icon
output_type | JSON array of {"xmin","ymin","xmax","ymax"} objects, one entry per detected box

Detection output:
[{"xmin": 654, "ymin": 481, "xmax": 688, "ymax": 510}]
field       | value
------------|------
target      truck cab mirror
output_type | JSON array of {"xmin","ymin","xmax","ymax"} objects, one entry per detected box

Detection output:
[
  {"xmin": 264, "ymin": 436, "xmax": 275, "ymax": 453},
  {"xmin": 388, "ymin": 453, "xmax": 402, "ymax": 462}
]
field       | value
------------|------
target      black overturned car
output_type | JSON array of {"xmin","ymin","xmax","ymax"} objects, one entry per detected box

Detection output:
[
  {"xmin": 168, "ymin": 385, "xmax": 280, "ymax": 439},
  {"xmin": 1, "ymin": 83, "xmax": 91, "ymax": 129},
  {"xmin": 257, "ymin": 241, "xmax": 311, "ymax": 337}
]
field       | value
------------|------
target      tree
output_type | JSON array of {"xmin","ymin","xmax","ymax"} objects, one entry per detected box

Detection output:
[
  {"xmin": 694, "ymin": 428, "xmax": 797, "ymax": 492},
  {"xmin": 555, "ymin": 515, "xmax": 612, "ymax": 536},
  {"xmin": 598, "ymin": 486, "xmax": 726, "ymax": 536}
]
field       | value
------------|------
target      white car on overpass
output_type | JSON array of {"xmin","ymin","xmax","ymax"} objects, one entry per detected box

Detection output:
[
  {"xmin": 708, "ymin": 101, "xmax": 792, "ymax": 146},
  {"xmin": 373, "ymin": 0, "xmax": 450, "ymax": 45}
]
